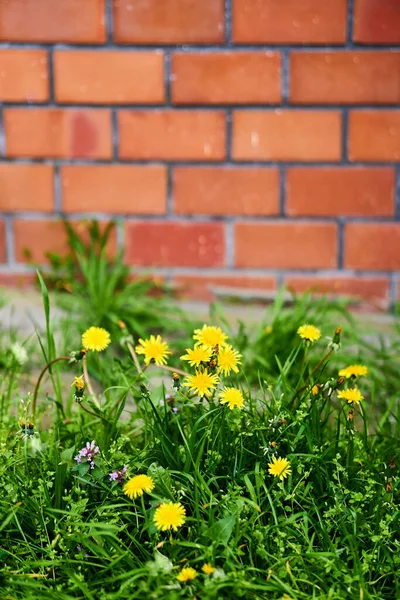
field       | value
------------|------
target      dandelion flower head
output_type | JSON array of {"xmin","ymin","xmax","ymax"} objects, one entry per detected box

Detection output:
[
  {"xmin": 183, "ymin": 370, "xmax": 219, "ymax": 397},
  {"xmin": 82, "ymin": 327, "xmax": 111, "ymax": 352},
  {"xmin": 180, "ymin": 345, "xmax": 212, "ymax": 368},
  {"xmin": 337, "ymin": 388, "xmax": 364, "ymax": 405},
  {"xmin": 268, "ymin": 456, "xmax": 292, "ymax": 481},
  {"xmin": 123, "ymin": 474, "xmax": 155, "ymax": 499},
  {"xmin": 154, "ymin": 502, "xmax": 186, "ymax": 532},
  {"xmin": 71, "ymin": 375, "xmax": 85, "ymax": 391},
  {"xmin": 177, "ymin": 567, "xmax": 197, "ymax": 582},
  {"xmin": 219, "ymin": 387, "xmax": 245, "ymax": 410},
  {"xmin": 297, "ymin": 324, "xmax": 321, "ymax": 343},
  {"xmin": 135, "ymin": 335, "xmax": 170, "ymax": 366},
  {"xmin": 193, "ymin": 325, "xmax": 228, "ymax": 349},
  {"xmin": 202, "ymin": 563, "xmax": 215, "ymax": 575},
  {"xmin": 217, "ymin": 344, "xmax": 242, "ymax": 376},
  {"xmin": 338, "ymin": 365, "xmax": 369, "ymax": 379}
]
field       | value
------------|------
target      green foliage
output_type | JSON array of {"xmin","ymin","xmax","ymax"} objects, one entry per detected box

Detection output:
[{"xmin": 0, "ymin": 274, "xmax": 399, "ymax": 600}]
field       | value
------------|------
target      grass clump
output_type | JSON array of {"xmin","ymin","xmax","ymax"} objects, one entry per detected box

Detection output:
[{"xmin": 0, "ymin": 275, "xmax": 399, "ymax": 600}]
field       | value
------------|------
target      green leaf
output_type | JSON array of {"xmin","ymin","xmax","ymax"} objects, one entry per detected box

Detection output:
[
  {"xmin": 207, "ymin": 516, "xmax": 235, "ymax": 547},
  {"xmin": 60, "ymin": 446, "xmax": 76, "ymax": 463}
]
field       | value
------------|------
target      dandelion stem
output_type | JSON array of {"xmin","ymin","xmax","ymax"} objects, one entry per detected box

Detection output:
[
  {"xmin": 154, "ymin": 364, "xmax": 188, "ymax": 377},
  {"xmin": 82, "ymin": 355, "xmax": 101, "ymax": 409},
  {"xmin": 126, "ymin": 341, "xmax": 143, "ymax": 375},
  {"xmin": 32, "ymin": 356, "xmax": 70, "ymax": 416}
]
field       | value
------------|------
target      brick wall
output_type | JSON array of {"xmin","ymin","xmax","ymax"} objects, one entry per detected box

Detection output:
[{"xmin": 0, "ymin": 0, "xmax": 399, "ymax": 308}]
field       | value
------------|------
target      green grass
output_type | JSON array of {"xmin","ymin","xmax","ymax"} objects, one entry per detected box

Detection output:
[{"xmin": 0, "ymin": 232, "xmax": 399, "ymax": 599}]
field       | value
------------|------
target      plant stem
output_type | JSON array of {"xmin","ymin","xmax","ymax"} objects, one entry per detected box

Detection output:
[
  {"xmin": 82, "ymin": 355, "xmax": 101, "ymax": 409},
  {"xmin": 32, "ymin": 356, "xmax": 70, "ymax": 416},
  {"xmin": 126, "ymin": 341, "xmax": 142, "ymax": 375},
  {"xmin": 155, "ymin": 364, "xmax": 188, "ymax": 378}
]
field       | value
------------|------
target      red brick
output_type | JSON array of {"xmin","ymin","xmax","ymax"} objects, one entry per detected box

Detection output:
[
  {"xmin": 232, "ymin": 0, "xmax": 347, "ymax": 44},
  {"xmin": 61, "ymin": 165, "xmax": 167, "ymax": 214},
  {"xmin": 125, "ymin": 222, "xmax": 225, "ymax": 267},
  {"xmin": 0, "ymin": 221, "xmax": 6, "ymax": 263},
  {"xmin": 0, "ymin": 273, "xmax": 36, "ymax": 289},
  {"xmin": 54, "ymin": 51, "xmax": 164, "ymax": 105},
  {"xmin": 349, "ymin": 111, "xmax": 400, "ymax": 162},
  {"xmin": 286, "ymin": 167, "xmax": 395, "ymax": 217},
  {"xmin": 232, "ymin": 110, "xmax": 341, "ymax": 161},
  {"xmin": 354, "ymin": 0, "xmax": 400, "ymax": 44},
  {"xmin": 235, "ymin": 222, "xmax": 337, "ymax": 269},
  {"xmin": 0, "ymin": 49, "xmax": 48, "ymax": 102},
  {"xmin": 290, "ymin": 52, "xmax": 400, "ymax": 105},
  {"xmin": 113, "ymin": 0, "xmax": 224, "ymax": 44},
  {"xmin": 4, "ymin": 108, "xmax": 112, "ymax": 159},
  {"xmin": 285, "ymin": 275, "xmax": 390, "ymax": 307},
  {"xmin": 173, "ymin": 166, "xmax": 279, "ymax": 216},
  {"xmin": 0, "ymin": 0, "xmax": 106, "ymax": 43},
  {"xmin": 0, "ymin": 164, "xmax": 54, "ymax": 212},
  {"xmin": 119, "ymin": 110, "xmax": 225, "ymax": 161},
  {"xmin": 173, "ymin": 274, "xmax": 276, "ymax": 302},
  {"xmin": 14, "ymin": 220, "xmax": 116, "ymax": 264},
  {"xmin": 345, "ymin": 224, "xmax": 400, "ymax": 271},
  {"xmin": 171, "ymin": 52, "xmax": 281, "ymax": 105}
]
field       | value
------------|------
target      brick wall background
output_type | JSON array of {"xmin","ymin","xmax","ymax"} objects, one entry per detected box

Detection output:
[{"xmin": 0, "ymin": 0, "xmax": 399, "ymax": 308}]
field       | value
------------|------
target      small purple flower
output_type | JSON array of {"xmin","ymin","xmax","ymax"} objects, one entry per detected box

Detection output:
[
  {"xmin": 74, "ymin": 440, "xmax": 100, "ymax": 469},
  {"xmin": 109, "ymin": 465, "xmax": 128, "ymax": 483}
]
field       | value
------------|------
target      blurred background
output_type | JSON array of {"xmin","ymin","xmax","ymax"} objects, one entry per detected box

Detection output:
[{"xmin": 0, "ymin": 0, "xmax": 399, "ymax": 310}]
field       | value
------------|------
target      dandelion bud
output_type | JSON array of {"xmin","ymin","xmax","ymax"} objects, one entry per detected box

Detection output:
[{"xmin": 172, "ymin": 372, "xmax": 181, "ymax": 390}]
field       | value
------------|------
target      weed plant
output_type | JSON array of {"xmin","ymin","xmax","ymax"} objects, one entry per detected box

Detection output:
[{"xmin": 0, "ymin": 275, "xmax": 399, "ymax": 600}]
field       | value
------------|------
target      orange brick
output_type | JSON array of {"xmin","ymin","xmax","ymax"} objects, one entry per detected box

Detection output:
[
  {"xmin": 113, "ymin": 0, "xmax": 224, "ymax": 44},
  {"xmin": 61, "ymin": 165, "xmax": 167, "ymax": 214},
  {"xmin": 125, "ymin": 222, "xmax": 225, "ymax": 267},
  {"xmin": 4, "ymin": 108, "xmax": 112, "ymax": 159},
  {"xmin": 235, "ymin": 222, "xmax": 337, "ymax": 269},
  {"xmin": 0, "ymin": 220, "xmax": 6, "ymax": 263},
  {"xmin": 173, "ymin": 166, "xmax": 279, "ymax": 216},
  {"xmin": 286, "ymin": 167, "xmax": 395, "ymax": 217},
  {"xmin": 119, "ymin": 110, "xmax": 225, "ymax": 161},
  {"xmin": 232, "ymin": 0, "xmax": 347, "ymax": 43},
  {"xmin": 54, "ymin": 51, "xmax": 164, "ymax": 105},
  {"xmin": 0, "ymin": 164, "xmax": 54, "ymax": 212},
  {"xmin": 171, "ymin": 52, "xmax": 281, "ymax": 105},
  {"xmin": 232, "ymin": 110, "xmax": 341, "ymax": 161},
  {"xmin": 0, "ymin": 49, "xmax": 48, "ymax": 102},
  {"xmin": 0, "ymin": 0, "xmax": 106, "ymax": 43},
  {"xmin": 173, "ymin": 274, "xmax": 276, "ymax": 302},
  {"xmin": 349, "ymin": 111, "xmax": 400, "ymax": 162},
  {"xmin": 290, "ymin": 51, "xmax": 400, "ymax": 105},
  {"xmin": 285, "ymin": 276, "xmax": 390, "ymax": 306},
  {"xmin": 345, "ymin": 224, "xmax": 400, "ymax": 271},
  {"xmin": 14, "ymin": 220, "xmax": 116, "ymax": 264},
  {"xmin": 354, "ymin": 0, "xmax": 400, "ymax": 44}
]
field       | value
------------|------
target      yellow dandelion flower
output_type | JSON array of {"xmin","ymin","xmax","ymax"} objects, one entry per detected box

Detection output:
[
  {"xmin": 337, "ymin": 388, "xmax": 364, "ymax": 405},
  {"xmin": 176, "ymin": 567, "xmax": 197, "ymax": 583},
  {"xmin": 219, "ymin": 387, "xmax": 245, "ymax": 410},
  {"xmin": 71, "ymin": 375, "xmax": 85, "ymax": 391},
  {"xmin": 311, "ymin": 384, "xmax": 319, "ymax": 396},
  {"xmin": 268, "ymin": 456, "xmax": 292, "ymax": 481},
  {"xmin": 154, "ymin": 502, "xmax": 186, "ymax": 532},
  {"xmin": 180, "ymin": 345, "xmax": 212, "ymax": 368},
  {"xmin": 217, "ymin": 344, "xmax": 242, "ymax": 376},
  {"xmin": 82, "ymin": 327, "xmax": 111, "ymax": 352},
  {"xmin": 183, "ymin": 370, "xmax": 219, "ymax": 397},
  {"xmin": 135, "ymin": 335, "xmax": 171, "ymax": 366},
  {"xmin": 123, "ymin": 474, "xmax": 155, "ymax": 499},
  {"xmin": 202, "ymin": 563, "xmax": 215, "ymax": 575},
  {"xmin": 193, "ymin": 325, "xmax": 228, "ymax": 349},
  {"xmin": 297, "ymin": 324, "xmax": 321, "ymax": 343},
  {"xmin": 338, "ymin": 365, "xmax": 369, "ymax": 379}
]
